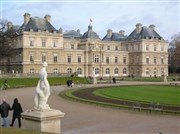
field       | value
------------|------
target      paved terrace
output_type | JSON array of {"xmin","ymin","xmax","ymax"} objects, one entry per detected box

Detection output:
[{"xmin": 0, "ymin": 81, "xmax": 179, "ymax": 134}]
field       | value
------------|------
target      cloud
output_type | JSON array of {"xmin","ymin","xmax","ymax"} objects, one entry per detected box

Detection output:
[{"xmin": 1, "ymin": 1, "xmax": 178, "ymax": 41}]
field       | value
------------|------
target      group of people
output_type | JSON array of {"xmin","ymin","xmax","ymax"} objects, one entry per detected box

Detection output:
[{"xmin": 0, "ymin": 98, "xmax": 23, "ymax": 128}]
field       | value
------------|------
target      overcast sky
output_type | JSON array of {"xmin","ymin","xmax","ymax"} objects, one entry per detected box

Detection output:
[{"xmin": 0, "ymin": 0, "xmax": 179, "ymax": 41}]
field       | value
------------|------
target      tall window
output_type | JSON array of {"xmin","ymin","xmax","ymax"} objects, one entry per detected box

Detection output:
[
  {"xmin": 146, "ymin": 68, "xmax": 150, "ymax": 75},
  {"xmin": 107, "ymin": 46, "xmax": 110, "ymax": 50},
  {"xmin": 154, "ymin": 68, "xmax": 157, "ymax": 76},
  {"xmin": 115, "ymin": 46, "xmax": 118, "ymax": 51},
  {"xmin": 146, "ymin": 56, "xmax": 149, "ymax": 64},
  {"xmin": 30, "ymin": 54, "xmax": 34, "ymax": 63},
  {"xmin": 106, "ymin": 68, "xmax": 110, "ymax": 75},
  {"xmin": 42, "ymin": 39, "xmax": 46, "ymax": 47},
  {"xmin": 123, "ymin": 68, "xmax": 127, "ymax": 74},
  {"xmin": 78, "ymin": 56, "xmax": 81, "ymax": 63},
  {"xmin": 53, "ymin": 40, "xmax": 57, "ymax": 47},
  {"xmin": 30, "ymin": 38, "xmax": 34, "ymax": 47},
  {"xmin": 123, "ymin": 57, "xmax": 126, "ymax": 64},
  {"xmin": 95, "ymin": 68, "xmax": 99, "ymax": 75},
  {"xmin": 115, "ymin": 57, "xmax": 118, "ymax": 63},
  {"xmin": 154, "ymin": 57, "xmax": 157, "ymax": 64},
  {"xmin": 106, "ymin": 57, "xmax": 110, "ymax": 64},
  {"xmin": 154, "ymin": 45, "xmax": 157, "ymax": 51},
  {"xmin": 42, "ymin": 54, "xmax": 46, "ymax": 62},
  {"xmin": 146, "ymin": 45, "xmax": 149, "ymax": 51},
  {"xmin": 161, "ymin": 56, "xmax": 164, "ymax": 64},
  {"xmin": 95, "ymin": 55, "xmax": 99, "ymax": 63},
  {"xmin": 68, "ymin": 56, "xmax": 71, "ymax": 63},
  {"xmin": 53, "ymin": 54, "xmax": 58, "ymax": 63}
]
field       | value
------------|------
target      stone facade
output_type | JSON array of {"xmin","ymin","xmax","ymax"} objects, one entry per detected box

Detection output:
[{"xmin": 0, "ymin": 13, "xmax": 168, "ymax": 77}]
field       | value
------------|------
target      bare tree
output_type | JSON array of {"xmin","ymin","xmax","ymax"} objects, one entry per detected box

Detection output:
[
  {"xmin": 0, "ymin": 19, "xmax": 16, "ymax": 57},
  {"xmin": 169, "ymin": 33, "xmax": 180, "ymax": 73}
]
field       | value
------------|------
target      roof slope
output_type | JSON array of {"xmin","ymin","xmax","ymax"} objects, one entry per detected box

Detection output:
[
  {"xmin": 64, "ymin": 30, "xmax": 82, "ymax": 38},
  {"xmin": 81, "ymin": 24, "xmax": 100, "ymax": 40},
  {"xmin": 18, "ymin": 17, "xmax": 58, "ymax": 33},
  {"xmin": 103, "ymin": 32, "xmax": 127, "ymax": 41},
  {"xmin": 127, "ymin": 26, "xmax": 162, "ymax": 40}
]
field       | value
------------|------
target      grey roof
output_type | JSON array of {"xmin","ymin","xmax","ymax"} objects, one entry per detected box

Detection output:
[
  {"xmin": 64, "ymin": 30, "xmax": 82, "ymax": 38},
  {"xmin": 127, "ymin": 26, "xmax": 162, "ymax": 40},
  {"xmin": 103, "ymin": 33, "xmax": 127, "ymax": 41},
  {"xmin": 81, "ymin": 25, "xmax": 100, "ymax": 40},
  {"xmin": 18, "ymin": 17, "xmax": 58, "ymax": 33}
]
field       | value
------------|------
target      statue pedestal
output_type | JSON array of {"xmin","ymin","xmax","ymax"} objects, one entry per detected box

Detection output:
[
  {"xmin": 92, "ymin": 77, "xmax": 97, "ymax": 84},
  {"xmin": 21, "ymin": 109, "xmax": 65, "ymax": 134}
]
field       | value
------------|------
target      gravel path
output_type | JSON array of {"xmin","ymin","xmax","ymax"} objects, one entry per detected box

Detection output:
[{"xmin": 1, "ymin": 81, "xmax": 180, "ymax": 134}]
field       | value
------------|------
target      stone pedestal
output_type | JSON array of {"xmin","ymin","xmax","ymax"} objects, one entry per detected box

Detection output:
[{"xmin": 21, "ymin": 109, "xmax": 65, "ymax": 134}]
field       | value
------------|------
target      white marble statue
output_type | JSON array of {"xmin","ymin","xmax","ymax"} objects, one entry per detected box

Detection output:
[{"xmin": 34, "ymin": 62, "xmax": 51, "ymax": 110}]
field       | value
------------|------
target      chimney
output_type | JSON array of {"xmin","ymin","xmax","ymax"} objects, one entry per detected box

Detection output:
[
  {"xmin": 59, "ymin": 28, "xmax": 63, "ymax": 34},
  {"xmin": 107, "ymin": 29, "xmax": 112, "ymax": 38},
  {"xmin": 23, "ymin": 12, "xmax": 31, "ymax": 25},
  {"xmin": 136, "ymin": 23, "xmax": 142, "ymax": 33},
  {"xmin": 77, "ymin": 29, "xmax": 80, "ymax": 33},
  {"xmin": 7, "ymin": 22, "xmax": 13, "ymax": 30},
  {"xmin": 119, "ymin": 30, "xmax": 125, "ymax": 35},
  {"xmin": 149, "ymin": 24, "xmax": 155, "ymax": 30},
  {"xmin": 44, "ymin": 14, "xmax": 51, "ymax": 23}
]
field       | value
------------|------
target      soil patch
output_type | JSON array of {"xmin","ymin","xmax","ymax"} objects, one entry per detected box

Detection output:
[{"xmin": 72, "ymin": 87, "xmax": 180, "ymax": 112}]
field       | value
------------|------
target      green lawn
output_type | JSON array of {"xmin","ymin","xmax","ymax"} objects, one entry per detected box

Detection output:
[
  {"xmin": 94, "ymin": 85, "xmax": 180, "ymax": 106},
  {"xmin": 0, "ymin": 77, "xmax": 90, "ymax": 89}
]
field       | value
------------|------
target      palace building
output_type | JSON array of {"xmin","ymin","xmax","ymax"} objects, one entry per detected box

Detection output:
[{"xmin": 0, "ymin": 13, "xmax": 168, "ymax": 77}]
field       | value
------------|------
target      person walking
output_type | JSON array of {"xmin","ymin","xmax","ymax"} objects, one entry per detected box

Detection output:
[
  {"xmin": 0, "ymin": 98, "xmax": 11, "ymax": 127},
  {"xmin": 10, "ymin": 98, "xmax": 23, "ymax": 128}
]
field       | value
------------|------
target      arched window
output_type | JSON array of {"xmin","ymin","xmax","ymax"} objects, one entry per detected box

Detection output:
[
  {"xmin": 30, "ymin": 68, "xmax": 35, "ymax": 73},
  {"xmin": 95, "ymin": 68, "xmax": 99, "ymax": 75},
  {"xmin": 154, "ymin": 68, "xmax": 157, "ymax": 76},
  {"xmin": 67, "ymin": 68, "xmax": 72, "ymax": 74},
  {"xmin": 53, "ymin": 68, "xmax": 58, "ymax": 74},
  {"xmin": 123, "ymin": 68, "xmax": 127, "ymax": 74},
  {"xmin": 77, "ymin": 68, "xmax": 82, "ymax": 75},
  {"xmin": 146, "ymin": 68, "xmax": 150, "ymax": 75},
  {"xmin": 114, "ymin": 68, "xmax": 118, "ymax": 74},
  {"xmin": 106, "ymin": 68, "xmax": 110, "ymax": 74}
]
